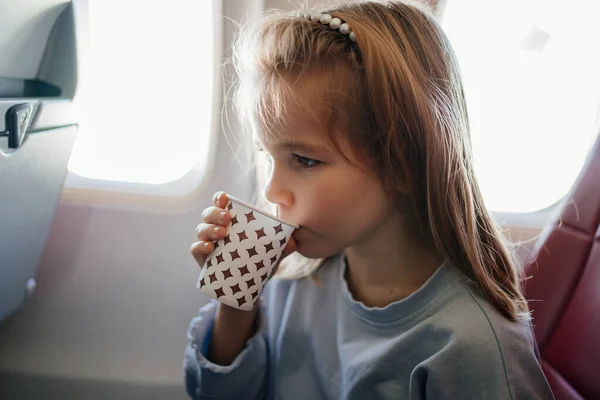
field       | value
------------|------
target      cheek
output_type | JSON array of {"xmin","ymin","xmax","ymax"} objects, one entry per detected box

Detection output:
[
  {"xmin": 301, "ymin": 169, "xmax": 390, "ymax": 236},
  {"xmin": 292, "ymin": 169, "xmax": 393, "ymax": 259}
]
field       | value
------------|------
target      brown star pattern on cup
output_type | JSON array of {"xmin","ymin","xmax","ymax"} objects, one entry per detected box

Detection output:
[
  {"xmin": 255, "ymin": 228, "xmax": 266, "ymax": 239},
  {"xmin": 248, "ymin": 247, "xmax": 258, "ymax": 257},
  {"xmin": 235, "ymin": 296, "xmax": 246, "ymax": 307},
  {"xmin": 245, "ymin": 211, "xmax": 256, "ymax": 223},
  {"xmin": 198, "ymin": 198, "xmax": 296, "ymax": 312},
  {"xmin": 259, "ymin": 270, "xmax": 268, "ymax": 283},
  {"xmin": 231, "ymin": 283, "xmax": 242, "ymax": 295}
]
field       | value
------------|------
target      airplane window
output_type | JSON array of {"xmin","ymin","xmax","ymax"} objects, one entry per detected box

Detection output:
[
  {"xmin": 441, "ymin": 0, "xmax": 600, "ymax": 213},
  {"xmin": 67, "ymin": 1, "xmax": 214, "ymax": 185}
]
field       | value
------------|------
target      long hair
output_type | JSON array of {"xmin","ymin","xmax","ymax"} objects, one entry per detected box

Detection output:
[{"xmin": 230, "ymin": 0, "xmax": 529, "ymax": 321}]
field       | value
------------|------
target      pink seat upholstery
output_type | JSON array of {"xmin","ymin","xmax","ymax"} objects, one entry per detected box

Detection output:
[{"xmin": 524, "ymin": 134, "xmax": 600, "ymax": 400}]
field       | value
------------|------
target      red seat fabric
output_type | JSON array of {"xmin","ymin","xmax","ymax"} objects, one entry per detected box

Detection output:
[{"xmin": 524, "ymin": 134, "xmax": 600, "ymax": 400}]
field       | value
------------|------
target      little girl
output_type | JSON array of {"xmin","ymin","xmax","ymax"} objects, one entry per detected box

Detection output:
[{"xmin": 185, "ymin": 1, "xmax": 554, "ymax": 399}]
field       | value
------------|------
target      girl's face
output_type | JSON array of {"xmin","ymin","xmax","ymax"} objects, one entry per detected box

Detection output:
[{"xmin": 256, "ymin": 119, "xmax": 397, "ymax": 259}]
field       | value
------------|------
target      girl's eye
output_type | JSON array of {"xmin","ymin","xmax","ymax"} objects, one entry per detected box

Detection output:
[
  {"xmin": 293, "ymin": 154, "xmax": 322, "ymax": 170},
  {"xmin": 256, "ymin": 148, "xmax": 321, "ymax": 170}
]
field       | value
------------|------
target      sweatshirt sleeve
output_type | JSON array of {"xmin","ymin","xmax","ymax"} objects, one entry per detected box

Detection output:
[{"xmin": 183, "ymin": 299, "xmax": 269, "ymax": 400}]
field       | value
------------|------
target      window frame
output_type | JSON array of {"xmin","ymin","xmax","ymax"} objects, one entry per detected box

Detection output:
[
  {"xmin": 435, "ymin": 0, "xmax": 600, "ymax": 228},
  {"xmin": 61, "ymin": 0, "xmax": 224, "ymax": 211}
]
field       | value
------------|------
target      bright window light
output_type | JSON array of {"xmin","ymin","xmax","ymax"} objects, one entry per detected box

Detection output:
[
  {"xmin": 68, "ymin": 1, "xmax": 214, "ymax": 185},
  {"xmin": 441, "ymin": 0, "xmax": 600, "ymax": 213}
]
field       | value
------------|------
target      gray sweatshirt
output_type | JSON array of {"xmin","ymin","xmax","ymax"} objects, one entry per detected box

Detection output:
[{"xmin": 184, "ymin": 252, "xmax": 554, "ymax": 399}]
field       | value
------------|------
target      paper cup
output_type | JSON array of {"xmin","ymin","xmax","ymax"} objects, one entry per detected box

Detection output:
[{"xmin": 196, "ymin": 195, "xmax": 298, "ymax": 311}]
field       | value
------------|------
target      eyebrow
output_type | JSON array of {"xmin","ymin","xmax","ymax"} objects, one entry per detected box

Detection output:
[{"xmin": 255, "ymin": 140, "xmax": 329, "ymax": 154}]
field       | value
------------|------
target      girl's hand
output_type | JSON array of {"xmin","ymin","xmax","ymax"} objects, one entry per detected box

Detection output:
[{"xmin": 191, "ymin": 191, "xmax": 297, "ymax": 273}]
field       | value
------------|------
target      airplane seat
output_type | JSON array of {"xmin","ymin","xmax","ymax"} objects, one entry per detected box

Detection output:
[{"xmin": 523, "ymin": 132, "xmax": 600, "ymax": 400}]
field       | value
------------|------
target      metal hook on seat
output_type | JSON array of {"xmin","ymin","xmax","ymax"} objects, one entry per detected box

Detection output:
[{"xmin": 0, "ymin": 103, "xmax": 33, "ymax": 149}]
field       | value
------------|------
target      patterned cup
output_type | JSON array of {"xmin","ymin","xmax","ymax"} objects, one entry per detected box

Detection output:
[{"xmin": 196, "ymin": 195, "xmax": 298, "ymax": 311}]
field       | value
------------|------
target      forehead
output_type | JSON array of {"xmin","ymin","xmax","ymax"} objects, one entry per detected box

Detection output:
[
  {"xmin": 250, "ymin": 68, "xmax": 362, "ymax": 159},
  {"xmin": 254, "ymin": 102, "xmax": 332, "ymax": 146},
  {"xmin": 252, "ymin": 68, "xmax": 339, "ymax": 138},
  {"xmin": 253, "ymin": 110, "xmax": 362, "ymax": 167}
]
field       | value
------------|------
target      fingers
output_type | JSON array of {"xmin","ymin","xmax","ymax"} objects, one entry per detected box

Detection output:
[
  {"xmin": 197, "ymin": 202, "xmax": 231, "ymax": 242},
  {"xmin": 195, "ymin": 223, "xmax": 227, "ymax": 242},
  {"xmin": 190, "ymin": 240, "xmax": 213, "ymax": 267},
  {"xmin": 212, "ymin": 191, "xmax": 229, "ymax": 208},
  {"xmin": 191, "ymin": 192, "xmax": 231, "ymax": 269},
  {"xmin": 201, "ymin": 206, "xmax": 230, "ymax": 226},
  {"xmin": 193, "ymin": 192, "xmax": 296, "ymax": 277}
]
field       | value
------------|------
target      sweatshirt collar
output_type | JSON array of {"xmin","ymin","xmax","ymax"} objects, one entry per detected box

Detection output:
[{"xmin": 338, "ymin": 253, "xmax": 459, "ymax": 325}]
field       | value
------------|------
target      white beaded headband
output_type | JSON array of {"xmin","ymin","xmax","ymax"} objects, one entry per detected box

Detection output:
[{"xmin": 297, "ymin": 10, "xmax": 357, "ymax": 42}]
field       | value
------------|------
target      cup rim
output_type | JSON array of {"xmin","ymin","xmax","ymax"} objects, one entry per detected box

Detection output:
[{"xmin": 227, "ymin": 195, "xmax": 299, "ymax": 229}]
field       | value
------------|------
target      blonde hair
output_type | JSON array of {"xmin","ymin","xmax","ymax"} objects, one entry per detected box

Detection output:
[{"xmin": 230, "ymin": 1, "xmax": 530, "ymax": 321}]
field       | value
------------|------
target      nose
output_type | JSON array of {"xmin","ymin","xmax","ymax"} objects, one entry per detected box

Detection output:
[{"xmin": 262, "ymin": 169, "xmax": 294, "ymax": 210}]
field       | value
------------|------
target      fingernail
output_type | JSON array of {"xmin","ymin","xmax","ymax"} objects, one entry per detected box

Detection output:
[
  {"xmin": 213, "ymin": 227, "xmax": 221, "ymax": 235},
  {"xmin": 219, "ymin": 211, "xmax": 227, "ymax": 222},
  {"xmin": 203, "ymin": 242, "xmax": 210, "ymax": 249},
  {"xmin": 216, "ymin": 192, "xmax": 223, "ymax": 202}
]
